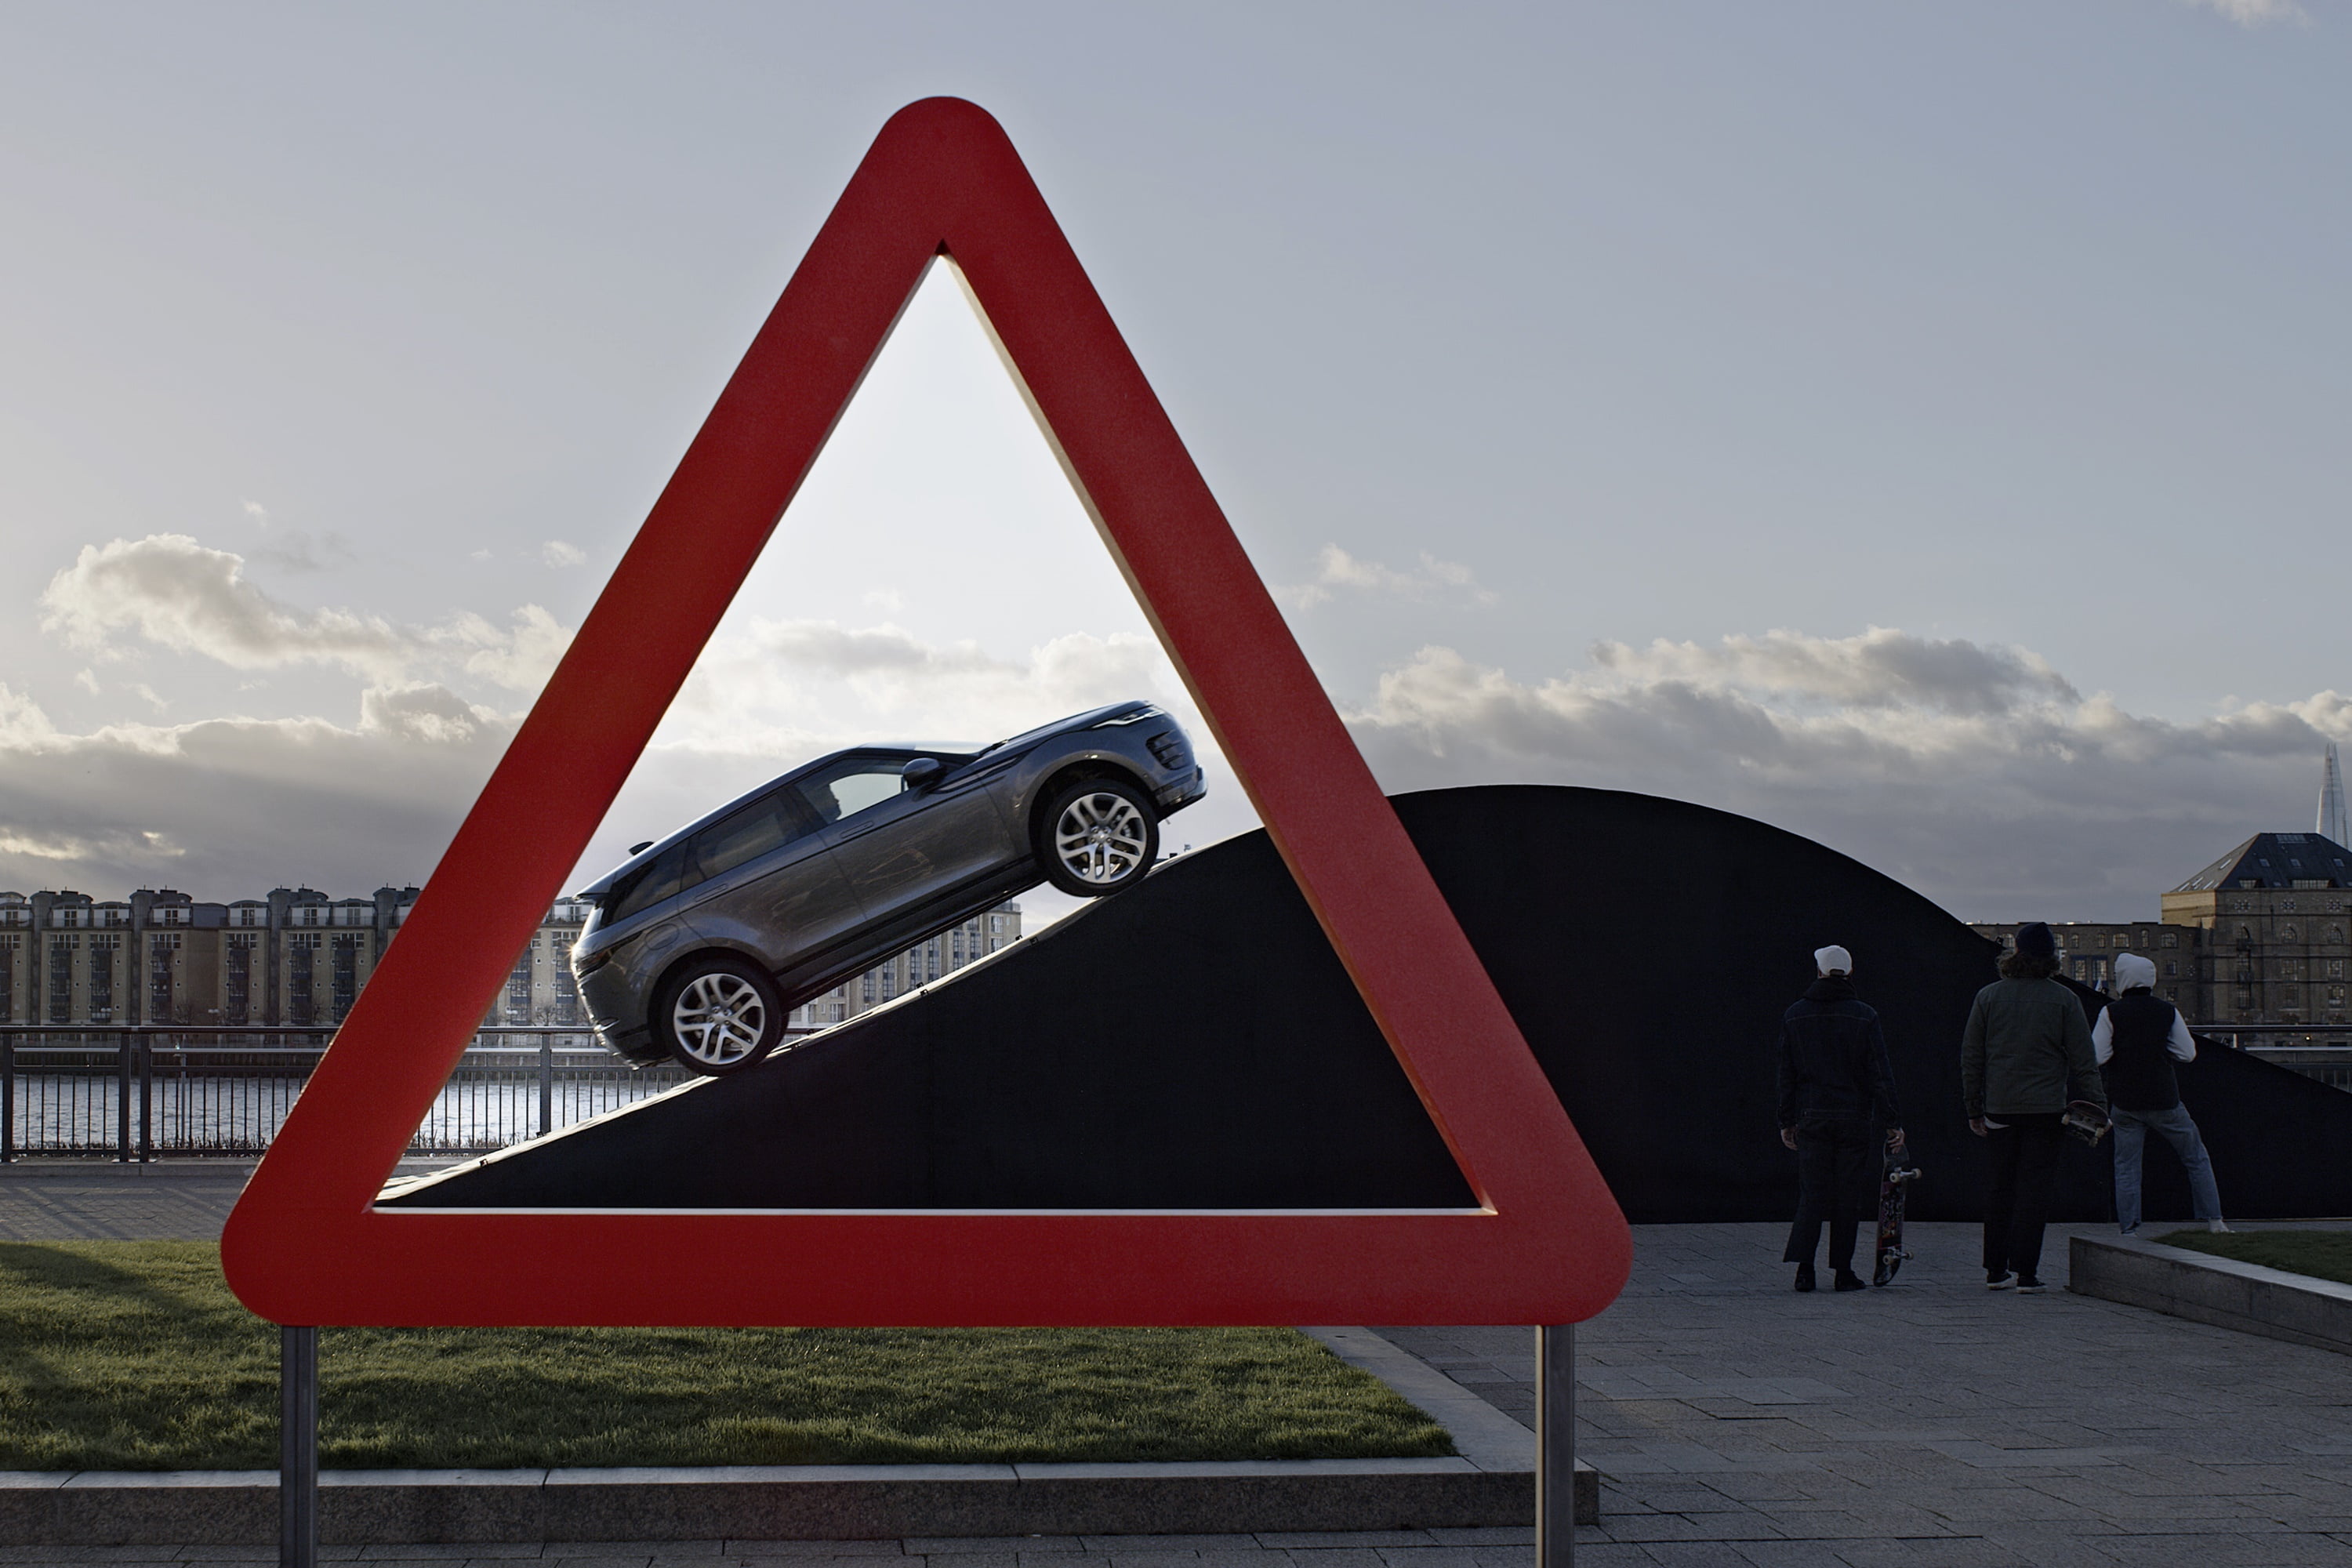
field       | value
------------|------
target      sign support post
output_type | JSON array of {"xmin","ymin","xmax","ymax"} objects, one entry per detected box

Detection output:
[
  {"xmin": 280, "ymin": 1325, "xmax": 318, "ymax": 1568},
  {"xmin": 1537, "ymin": 1323, "xmax": 1575, "ymax": 1568}
]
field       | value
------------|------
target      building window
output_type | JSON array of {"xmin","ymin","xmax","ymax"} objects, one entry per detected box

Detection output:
[
  {"xmin": 89, "ymin": 941, "xmax": 114, "ymax": 1023},
  {"xmin": 503, "ymin": 949, "xmax": 532, "ymax": 1025},
  {"xmin": 332, "ymin": 935, "xmax": 361, "ymax": 1021},
  {"xmin": 861, "ymin": 970, "xmax": 877, "ymax": 1004},
  {"xmin": 2165, "ymin": 960, "xmax": 2178, "ymax": 977},
  {"xmin": 289, "ymin": 938, "xmax": 316, "ymax": 1026},
  {"xmin": 226, "ymin": 940, "xmax": 252, "ymax": 1025},
  {"xmin": 2162, "ymin": 932, "xmax": 2179, "ymax": 949},
  {"xmin": 48, "ymin": 937, "xmax": 74, "ymax": 1023},
  {"xmin": 2285, "ymin": 925, "xmax": 2301, "ymax": 942}
]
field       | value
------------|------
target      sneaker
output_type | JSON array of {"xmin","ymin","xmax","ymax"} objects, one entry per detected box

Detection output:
[
  {"xmin": 1987, "ymin": 1271, "xmax": 2017, "ymax": 1290},
  {"xmin": 2209, "ymin": 1219, "xmax": 2234, "ymax": 1234},
  {"xmin": 1833, "ymin": 1269, "xmax": 1866, "ymax": 1292},
  {"xmin": 2118, "ymin": 1225, "xmax": 2140, "ymax": 1237},
  {"xmin": 1794, "ymin": 1262, "xmax": 1817, "ymax": 1293},
  {"xmin": 2016, "ymin": 1278, "xmax": 2048, "ymax": 1294}
]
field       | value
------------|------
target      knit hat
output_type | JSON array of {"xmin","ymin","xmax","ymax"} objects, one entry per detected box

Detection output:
[
  {"xmin": 2113, "ymin": 953, "xmax": 2158, "ymax": 993},
  {"xmin": 2016, "ymin": 922, "xmax": 2057, "ymax": 960},
  {"xmin": 1814, "ymin": 945, "xmax": 1852, "ymax": 975}
]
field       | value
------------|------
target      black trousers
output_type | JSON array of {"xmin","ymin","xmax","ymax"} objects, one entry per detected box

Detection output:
[
  {"xmin": 1982, "ymin": 1112, "xmax": 2066, "ymax": 1280},
  {"xmin": 1784, "ymin": 1115, "xmax": 1873, "ymax": 1270}
]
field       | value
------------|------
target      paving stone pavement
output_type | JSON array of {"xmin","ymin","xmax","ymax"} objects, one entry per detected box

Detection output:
[
  {"xmin": 1381, "ymin": 1218, "xmax": 2352, "ymax": 1566},
  {"xmin": 11, "ymin": 1170, "xmax": 2352, "ymax": 1563}
]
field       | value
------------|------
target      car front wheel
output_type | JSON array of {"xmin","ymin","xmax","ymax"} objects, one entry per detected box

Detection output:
[
  {"xmin": 655, "ymin": 956, "xmax": 786, "ymax": 1076},
  {"xmin": 1039, "ymin": 777, "xmax": 1158, "ymax": 897}
]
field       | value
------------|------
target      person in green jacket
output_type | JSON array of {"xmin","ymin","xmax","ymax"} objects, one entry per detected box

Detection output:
[{"xmin": 1961, "ymin": 922, "xmax": 2105, "ymax": 1293}]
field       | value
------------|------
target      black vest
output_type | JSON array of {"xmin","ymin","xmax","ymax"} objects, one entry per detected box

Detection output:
[{"xmin": 2100, "ymin": 991, "xmax": 2182, "ymax": 1112}]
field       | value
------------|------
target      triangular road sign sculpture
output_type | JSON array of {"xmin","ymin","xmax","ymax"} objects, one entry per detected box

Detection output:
[{"xmin": 223, "ymin": 98, "xmax": 1632, "ymax": 1327}]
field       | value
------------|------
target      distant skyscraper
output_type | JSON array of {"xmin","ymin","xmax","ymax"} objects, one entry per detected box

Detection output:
[{"xmin": 2322, "ymin": 742, "xmax": 2350, "ymax": 847}]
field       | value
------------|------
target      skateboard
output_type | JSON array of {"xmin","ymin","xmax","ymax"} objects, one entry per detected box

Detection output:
[
  {"xmin": 2063, "ymin": 1098, "xmax": 2111, "ymax": 1147},
  {"xmin": 1872, "ymin": 1131, "xmax": 1922, "ymax": 1287}
]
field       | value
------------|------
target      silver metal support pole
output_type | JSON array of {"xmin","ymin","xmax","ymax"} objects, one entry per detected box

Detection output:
[
  {"xmin": 539, "ymin": 1032, "xmax": 554, "ymax": 1138},
  {"xmin": 1537, "ymin": 1323, "xmax": 1576, "ymax": 1568},
  {"xmin": 280, "ymin": 1325, "xmax": 318, "ymax": 1568}
]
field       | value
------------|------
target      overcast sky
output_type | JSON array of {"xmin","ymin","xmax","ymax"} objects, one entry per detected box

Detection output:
[{"xmin": 2, "ymin": 0, "xmax": 2347, "ymax": 926}]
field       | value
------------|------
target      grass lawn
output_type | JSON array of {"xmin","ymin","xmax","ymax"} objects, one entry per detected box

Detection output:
[
  {"xmin": 0, "ymin": 1241, "xmax": 1451, "ymax": 1472},
  {"xmin": 2155, "ymin": 1229, "xmax": 2352, "ymax": 1287}
]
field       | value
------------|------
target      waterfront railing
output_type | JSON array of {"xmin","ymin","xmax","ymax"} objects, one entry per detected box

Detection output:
[{"xmin": 0, "ymin": 1025, "xmax": 696, "ymax": 1161}]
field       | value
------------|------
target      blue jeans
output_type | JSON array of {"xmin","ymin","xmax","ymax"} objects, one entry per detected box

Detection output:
[{"xmin": 2112, "ymin": 1102, "xmax": 2223, "ymax": 1232}]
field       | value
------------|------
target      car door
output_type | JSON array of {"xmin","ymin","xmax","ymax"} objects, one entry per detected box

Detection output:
[
  {"xmin": 678, "ymin": 786, "xmax": 866, "ymax": 976},
  {"xmin": 794, "ymin": 753, "xmax": 1019, "ymax": 932}
]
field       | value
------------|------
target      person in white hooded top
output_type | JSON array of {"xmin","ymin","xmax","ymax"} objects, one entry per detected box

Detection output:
[{"xmin": 2093, "ymin": 951, "xmax": 2228, "ymax": 1236}]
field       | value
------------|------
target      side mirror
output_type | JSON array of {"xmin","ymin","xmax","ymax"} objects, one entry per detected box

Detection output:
[{"xmin": 900, "ymin": 757, "xmax": 946, "ymax": 793}]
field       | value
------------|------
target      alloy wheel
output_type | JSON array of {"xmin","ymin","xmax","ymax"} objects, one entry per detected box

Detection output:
[
  {"xmin": 670, "ymin": 970, "xmax": 770, "ymax": 1069},
  {"xmin": 1053, "ymin": 789, "xmax": 1150, "ymax": 886}
]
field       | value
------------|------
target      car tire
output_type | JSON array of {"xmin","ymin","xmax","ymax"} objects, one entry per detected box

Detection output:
[
  {"xmin": 653, "ymin": 955, "xmax": 786, "ymax": 1076},
  {"xmin": 1038, "ymin": 776, "xmax": 1159, "ymax": 897}
]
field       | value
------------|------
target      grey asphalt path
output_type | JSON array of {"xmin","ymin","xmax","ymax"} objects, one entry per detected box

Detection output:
[{"xmin": 12, "ymin": 1168, "xmax": 2352, "ymax": 1563}]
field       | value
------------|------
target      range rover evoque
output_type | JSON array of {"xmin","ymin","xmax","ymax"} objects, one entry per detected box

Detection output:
[{"xmin": 570, "ymin": 700, "xmax": 1204, "ymax": 1075}]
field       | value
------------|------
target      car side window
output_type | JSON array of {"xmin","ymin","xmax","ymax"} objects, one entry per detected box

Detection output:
[
  {"xmin": 796, "ymin": 758, "xmax": 911, "ymax": 825},
  {"xmin": 688, "ymin": 793, "xmax": 815, "ymax": 883},
  {"xmin": 604, "ymin": 842, "xmax": 690, "ymax": 927}
]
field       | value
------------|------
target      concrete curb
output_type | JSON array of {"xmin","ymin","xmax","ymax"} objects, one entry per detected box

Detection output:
[
  {"xmin": 2069, "ymin": 1233, "xmax": 2352, "ymax": 1353},
  {"xmin": 0, "ymin": 1328, "xmax": 1592, "ymax": 1544},
  {"xmin": 0, "ymin": 1461, "xmax": 1530, "ymax": 1546}
]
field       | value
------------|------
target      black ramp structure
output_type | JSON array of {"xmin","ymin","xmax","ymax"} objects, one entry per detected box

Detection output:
[{"xmin": 387, "ymin": 786, "xmax": 2352, "ymax": 1224}]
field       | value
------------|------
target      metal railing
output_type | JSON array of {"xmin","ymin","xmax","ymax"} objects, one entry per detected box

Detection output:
[{"xmin": 0, "ymin": 1025, "xmax": 693, "ymax": 1161}]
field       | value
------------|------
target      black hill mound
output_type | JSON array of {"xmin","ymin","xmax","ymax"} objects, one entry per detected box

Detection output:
[{"xmin": 385, "ymin": 786, "xmax": 2352, "ymax": 1224}]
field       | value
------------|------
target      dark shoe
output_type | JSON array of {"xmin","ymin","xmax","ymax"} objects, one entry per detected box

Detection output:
[
  {"xmin": 1987, "ymin": 1271, "xmax": 2016, "ymax": 1290},
  {"xmin": 1794, "ymin": 1262, "xmax": 1816, "ymax": 1293},
  {"xmin": 2016, "ymin": 1277, "xmax": 2048, "ymax": 1294},
  {"xmin": 1833, "ymin": 1269, "xmax": 1866, "ymax": 1292}
]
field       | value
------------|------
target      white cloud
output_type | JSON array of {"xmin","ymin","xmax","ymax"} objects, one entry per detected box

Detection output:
[
  {"xmin": 2183, "ymin": 0, "xmax": 2306, "ymax": 24},
  {"xmin": 0, "ymin": 683, "xmax": 514, "ymax": 895},
  {"xmin": 1348, "ymin": 629, "xmax": 2350, "ymax": 920},
  {"xmin": 541, "ymin": 539, "xmax": 586, "ymax": 568},
  {"xmin": 251, "ymin": 529, "xmax": 355, "ymax": 573},
  {"xmin": 1284, "ymin": 544, "xmax": 1497, "ymax": 609},
  {"xmin": 39, "ymin": 535, "xmax": 571, "ymax": 692}
]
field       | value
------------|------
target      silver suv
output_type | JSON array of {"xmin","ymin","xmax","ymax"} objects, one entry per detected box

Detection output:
[{"xmin": 571, "ymin": 701, "xmax": 1204, "ymax": 1074}]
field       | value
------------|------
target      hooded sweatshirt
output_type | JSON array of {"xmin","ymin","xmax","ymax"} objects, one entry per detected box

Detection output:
[{"xmin": 2092, "ymin": 953, "xmax": 2197, "ymax": 1113}]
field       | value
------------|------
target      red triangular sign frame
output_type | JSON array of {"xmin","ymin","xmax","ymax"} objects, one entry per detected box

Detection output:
[{"xmin": 223, "ymin": 98, "xmax": 1631, "ymax": 1327}]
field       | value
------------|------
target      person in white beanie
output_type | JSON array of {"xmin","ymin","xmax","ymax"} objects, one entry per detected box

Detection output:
[
  {"xmin": 2094, "ymin": 951, "xmax": 2227, "ymax": 1236},
  {"xmin": 1776, "ymin": 944, "xmax": 1903, "ymax": 1292}
]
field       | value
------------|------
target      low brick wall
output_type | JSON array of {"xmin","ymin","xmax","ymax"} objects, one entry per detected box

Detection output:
[{"xmin": 2069, "ymin": 1233, "xmax": 2352, "ymax": 1353}]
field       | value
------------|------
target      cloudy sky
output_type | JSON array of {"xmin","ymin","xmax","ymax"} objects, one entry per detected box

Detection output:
[{"xmin": 2, "ymin": 0, "xmax": 2347, "ymax": 926}]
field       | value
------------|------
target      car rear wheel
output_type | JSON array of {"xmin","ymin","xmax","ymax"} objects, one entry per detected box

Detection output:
[
  {"xmin": 655, "ymin": 956, "xmax": 786, "ymax": 1076},
  {"xmin": 1039, "ymin": 777, "xmax": 1158, "ymax": 897}
]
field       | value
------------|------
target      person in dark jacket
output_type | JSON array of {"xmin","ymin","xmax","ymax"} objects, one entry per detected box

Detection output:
[
  {"xmin": 2095, "ymin": 952, "xmax": 2227, "ymax": 1236},
  {"xmin": 1777, "ymin": 944, "xmax": 1902, "ymax": 1293},
  {"xmin": 1962, "ymin": 922, "xmax": 2106, "ymax": 1293}
]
